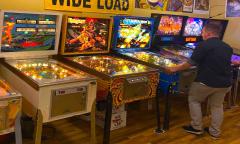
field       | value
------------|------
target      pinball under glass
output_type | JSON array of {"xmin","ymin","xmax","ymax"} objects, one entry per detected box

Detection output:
[
  {"xmin": 162, "ymin": 47, "xmax": 193, "ymax": 58},
  {"xmin": 122, "ymin": 51, "xmax": 185, "ymax": 68},
  {"xmin": 7, "ymin": 59, "xmax": 89, "ymax": 85},
  {"xmin": 67, "ymin": 55, "xmax": 154, "ymax": 76}
]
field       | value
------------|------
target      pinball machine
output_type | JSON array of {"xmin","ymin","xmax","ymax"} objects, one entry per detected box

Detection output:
[
  {"xmin": 110, "ymin": 15, "xmax": 187, "ymax": 130},
  {"xmin": 229, "ymin": 54, "xmax": 240, "ymax": 107},
  {"xmin": 180, "ymin": 17, "xmax": 237, "ymax": 110},
  {"xmin": 150, "ymin": 16, "xmax": 227, "ymax": 93},
  {"xmin": 151, "ymin": 14, "xmax": 199, "ymax": 93},
  {"xmin": 111, "ymin": 15, "xmax": 192, "ymax": 94},
  {"xmin": 163, "ymin": 17, "xmax": 228, "ymax": 58},
  {"xmin": 179, "ymin": 18, "xmax": 229, "ymax": 92},
  {"xmin": 183, "ymin": 18, "xmax": 228, "ymax": 49},
  {"xmin": 0, "ymin": 10, "xmax": 97, "ymax": 144},
  {"xmin": 56, "ymin": 15, "xmax": 160, "ymax": 144}
]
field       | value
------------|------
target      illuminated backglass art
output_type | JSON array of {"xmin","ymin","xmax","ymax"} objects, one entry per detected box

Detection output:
[
  {"xmin": 231, "ymin": 54, "xmax": 240, "ymax": 62},
  {"xmin": 183, "ymin": 18, "xmax": 204, "ymax": 36},
  {"xmin": 1, "ymin": 12, "xmax": 57, "ymax": 52},
  {"xmin": 157, "ymin": 15, "xmax": 183, "ymax": 36},
  {"xmin": 63, "ymin": 17, "xmax": 110, "ymax": 54},
  {"xmin": 115, "ymin": 17, "xmax": 154, "ymax": 49}
]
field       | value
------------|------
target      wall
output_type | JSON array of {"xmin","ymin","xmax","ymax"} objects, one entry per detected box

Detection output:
[
  {"xmin": 0, "ymin": 0, "xmax": 208, "ymax": 18},
  {"xmin": 210, "ymin": 0, "xmax": 240, "ymax": 51},
  {"xmin": 0, "ymin": 0, "xmax": 240, "ymax": 50},
  {"xmin": 0, "ymin": 0, "xmax": 114, "ymax": 18}
]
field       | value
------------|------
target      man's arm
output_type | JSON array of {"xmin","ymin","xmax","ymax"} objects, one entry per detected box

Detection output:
[
  {"xmin": 166, "ymin": 62, "xmax": 192, "ymax": 73},
  {"xmin": 166, "ymin": 41, "xmax": 211, "ymax": 74},
  {"xmin": 232, "ymin": 60, "xmax": 240, "ymax": 66}
]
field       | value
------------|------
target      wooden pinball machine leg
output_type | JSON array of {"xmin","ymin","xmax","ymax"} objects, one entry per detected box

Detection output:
[
  {"xmin": 90, "ymin": 98, "xmax": 96, "ymax": 144},
  {"xmin": 103, "ymin": 91, "xmax": 113, "ymax": 144},
  {"xmin": 14, "ymin": 112, "xmax": 22, "ymax": 144},
  {"xmin": 234, "ymin": 80, "xmax": 239, "ymax": 106},
  {"xmin": 155, "ymin": 83, "xmax": 164, "ymax": 134},
  {"xmin": 233, "ymin": 67, "xmax": 240, "ymax": 106},
  {"xmin": 226, "ymin": 89, "xmax": 232, "ymax": 109},
  {"xmin": 33, "ymin": 109, "xmax": 43, "ymax": 144},
  {"xmin": 163, "ymin": 84, "xmax": 173, "ymax": 131}
]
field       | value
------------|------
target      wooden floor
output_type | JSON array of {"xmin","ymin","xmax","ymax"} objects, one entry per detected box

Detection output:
[{"xmin": 6, "ymin": 94, "xmax": 240, "ymax": 144}]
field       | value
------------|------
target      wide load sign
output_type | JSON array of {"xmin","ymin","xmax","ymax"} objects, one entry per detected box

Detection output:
[{"xmin": 44, "ymin": 0, "xmax": 133, "ymax": 14}]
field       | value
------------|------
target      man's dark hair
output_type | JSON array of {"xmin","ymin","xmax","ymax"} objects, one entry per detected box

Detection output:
[{"xmin": 203, "ymin": 21, "xmax": 223, "ymax": 37}]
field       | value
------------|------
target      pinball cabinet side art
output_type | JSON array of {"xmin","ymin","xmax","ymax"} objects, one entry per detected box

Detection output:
[{"xmin": 0, "ymin": 78, "xmax": 22, "ymax": 144}]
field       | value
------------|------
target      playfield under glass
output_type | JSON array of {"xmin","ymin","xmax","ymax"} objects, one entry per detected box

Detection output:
[
  {"xmin": 6, "ymin": 59, "xmax": 90, "ymax": 85},
  {"xmin": 67, "ymin": 55, "xmax": 154, "ymax": 76},
  {"xmin": 121, "ymin": 51, "xmax": 186, "ymax": 68}
]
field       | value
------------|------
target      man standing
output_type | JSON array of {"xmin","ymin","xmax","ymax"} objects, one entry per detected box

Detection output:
[{"xmin": 167, "ymin": 22, "xmax": 233, "ymax": 139}]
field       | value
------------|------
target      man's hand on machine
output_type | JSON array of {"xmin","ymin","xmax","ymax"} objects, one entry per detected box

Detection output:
[
  {"xmin": 165, "ymin": 62, "xmax": 192, "ymax": 74},
  {"xmin": 165, "ymin": 66, "xmax": 178, "ymax": 74},
  {"xmin": 232, "ymin": 60, "xmax": 240, "ymax": 66}
]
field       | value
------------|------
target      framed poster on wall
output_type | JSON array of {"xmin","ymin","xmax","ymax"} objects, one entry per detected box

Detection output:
[
  {"xmin": 193, "ymin": 0, "xmax": 209, "ymax": 14},
  {"xmin": 135, "ymin": 0, "xmax": 183, "ymax": 12},
  {"xmin": 167, "ymin": 0, "xmax": 183, "ymax": 11},
  {"xmin": 135, "ymin": 0, "xmax": 168, "ymax": 10},
  {"xmin": 183, "ymin": 0, "xmax": 193, "ymax": 12},
  {"xmin": 226, "ymin": 0, "xmax": 240, "ymax": 17}
]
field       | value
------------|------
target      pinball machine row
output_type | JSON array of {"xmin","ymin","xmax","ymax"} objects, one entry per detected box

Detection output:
[
  {"xmin": 107, "ymin": 14, "xmax": 229, "ymax": 132},
  {"xmin": 0, "ymin": 10, "xmax": 97, "ymax": 144},
  {"xmin": 58, "ymin": 15, "xmax": 159, "ymax": 106},
  {"xmin": 111, "ymin": 14, "xmax": 229, "ymax": 94},
  {"xmin": 57, "ymin": 15, "xmax": 160, "ymax": 144}
]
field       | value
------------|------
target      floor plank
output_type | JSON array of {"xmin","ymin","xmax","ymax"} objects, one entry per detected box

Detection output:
[{"xmin": 16, "ymin": 93, "xmax": 240, "ymax": 144}]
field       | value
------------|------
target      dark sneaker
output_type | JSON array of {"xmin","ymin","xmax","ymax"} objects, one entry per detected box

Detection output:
[
  {"xmin": 182, "ymin": 125, "xmax": 203, "ymax": 135},
  {"xmin": 204, "ymin": 127, "xmax": 220, "ymax": 140}
]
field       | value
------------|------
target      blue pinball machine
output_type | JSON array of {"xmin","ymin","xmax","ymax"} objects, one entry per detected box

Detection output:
[{"xmin": 111, "ymin": 15, "xmax": 192, "ymax": 130}]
